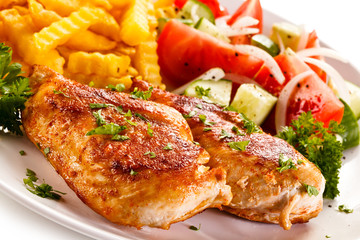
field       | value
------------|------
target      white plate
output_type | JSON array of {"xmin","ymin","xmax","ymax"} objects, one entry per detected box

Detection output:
[{"xmin": 1, "ymin": 1, "xmax": 360, "ymax": 239}]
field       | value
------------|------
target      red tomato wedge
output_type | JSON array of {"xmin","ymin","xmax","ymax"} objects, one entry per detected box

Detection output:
[
  {"xmin": 227, "ymin": 0, "xmax": 263, "ymax": 44},
  {"xmin": 174, "ymin": 0, "xmax": 228, "ymax": 18},
  {"xmin": 304, "ymin": 30, "xmax": 327, "ymax": 82},
  {"xmin": 157, "ymin": 19, "xmax": 265, "ymax": 89},
  {"xmin": 286, "ymin": 74, "xmax": 344, "ymax": 127},
  {"xmin": 276, "ymin": 50, "xmax": 344, "ymax": 128}
]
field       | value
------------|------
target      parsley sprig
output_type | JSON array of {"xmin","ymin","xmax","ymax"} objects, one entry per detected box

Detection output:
[
  {"xmin": 130, "ymin": 86, "xmax": 153, "ymax": 100},
  {"xmin": 23, "ymin": 169, "xmax": 66, "ymax": 200},
  {"xmin": 277, "ymin": 112, "xmax": 344, "ymax": 199},
  {"xmin": 0, "ymin": 43, "xmax": 32, "ymax": 135}
]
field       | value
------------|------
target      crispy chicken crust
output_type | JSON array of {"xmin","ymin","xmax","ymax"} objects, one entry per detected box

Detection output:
[
  {"xmin": 132, "ymin": 78, "xmax": 326, "ymax": 230},
  {"xmin": 22, "ymin": 66, "xmax": 232, "ymax": 229}
]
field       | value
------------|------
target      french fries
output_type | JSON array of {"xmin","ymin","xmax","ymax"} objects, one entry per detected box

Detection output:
[{"xmin": 0, "ymin": 0, "xmax": 167, "ymax": 89}]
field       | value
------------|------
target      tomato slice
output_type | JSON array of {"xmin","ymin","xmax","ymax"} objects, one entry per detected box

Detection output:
[
  {"xmin": 174, "ymin": 0, "xmax": 228, "ymax": 18},
  {"xmin": 305, "ymin": 30, "xmax": 327, "ymax": 82},
  {"xmin": 279, "ymin": 51, "xmax": 343, "ymax": 127},
  {"xmin": 226, "ymin": 0, "xmax": 263, "ymax": 44},
  {"xmin": 287, "ymin": 74, "xmax": 344, "ymax": 127},
  {"xmin": 157, "ymin": 19, "xmax": 265, "ymax": 89}
]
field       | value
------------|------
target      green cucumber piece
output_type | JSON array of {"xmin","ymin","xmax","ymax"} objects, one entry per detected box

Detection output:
[
  {"xmin": 251, "ymin": 34, "xmax": 280, "ymax": 57},
  {"xmin": 346, "ymin": 81, "xmax": 360, "ymax": 119},
  {"xmin": 194, "ymin": 17, "xmax": 230, "ymax": 42},
  {"xmin": 157, "ymin": 18, "xmax": 193, "ymax": 34},
  {"xmin": 270, "ymin": 22, "xmax": 301, "ymax": 51},
  {"xmin": 184, "ymin": 79, "xmax": 232, "ymax": 106},
  {"xmin": 339, "ymin": 99, "xmax": 359, "ymax": 149},
  {"xmin": 230, "ymin": 84, "xmax": 277, "ymax": 125},
  {"xmin": 177, "ymin": 0, "xmax": 215, "ymax": 24}
]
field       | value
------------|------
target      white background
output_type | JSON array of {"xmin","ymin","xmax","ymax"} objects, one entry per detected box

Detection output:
[{"xmin": 1, "ymin": 0, "xmax": 359, "ymax": 239}]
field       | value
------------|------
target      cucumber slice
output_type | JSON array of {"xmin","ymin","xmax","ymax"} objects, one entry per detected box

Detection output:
[
  {"xmin": 177, "ymin": 0, "xmax": 215, "ymax": 24},
  {"xmin": 270, "ymin": 22, "xmax": 301, "ymax": 51},
  {"xmin": 339, "ymin": 99, "xmax": 359, "ymax": 150},
  {"xmin": 184, "ymin": 79, "xmax": 232, "ymax": 106},
  {"xmin": 346, "ymin": 81, "xmax": 360, "ymax": 119},
  {"xmin": 195, "ymin": 17, "xmax": 230, "ymax": 42},
  {"xmin": 230, "ymin": 84, "xmax": 277, "ymax": 125},
  {"xmin": 251, "ymin": 34, "xmax": 280, "ymax": 57}
]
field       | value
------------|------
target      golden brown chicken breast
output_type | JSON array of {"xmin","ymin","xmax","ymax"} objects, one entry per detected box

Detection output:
[
  {"xmin": 132, "ymin": 78, "xmax": 326, "ymax": 230},
  {"xmin": 22, "ymin": 65, "xmax": 232, "ymax": 229}
]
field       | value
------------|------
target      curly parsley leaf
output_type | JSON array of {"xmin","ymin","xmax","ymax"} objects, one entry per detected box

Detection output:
[
  {"xmin": 0, "ymin": 44, "xmax": 32, "ymax": 135},
  {"xmin": 24, "ymin": 169, "xmax": 65, "ymax": 200},
  {"xmin": 277, "ymin": 112, "xmax": 344, "ymax": 199}
]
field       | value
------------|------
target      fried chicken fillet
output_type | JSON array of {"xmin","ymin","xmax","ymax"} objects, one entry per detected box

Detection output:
[
  {"xmin": 132, "ymin": 79, "xmax": 326, "ymax": 230},
  {"xmin": 22, "ymin": 66, "xmax": 232, "ymax": 229}
]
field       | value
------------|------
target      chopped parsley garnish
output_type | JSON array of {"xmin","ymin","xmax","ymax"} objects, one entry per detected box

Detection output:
[
  {"xmin": 23, "ymin": 168, "xmax": 66, "ymax": 200},
  {"xmin": 130, "ymin": 169, "xmax": 138, "ymax": 176},
  {"xmin": 89, "ymin": 103, "xmax": 114, "ymax": 109},
  {"xmin": 147, "ymin": 122, "xmax": 154, "ymax": 137},
  {"xmin": 199, "ymin": 114, "xmax": 216, "ymax": 126},
  {"xmin": 189, "ymin": 224, "xmax": 201, "ymax": 231},
  {"xmin": 144, "ymin": 151, "xmax": 156, "ymax": 158},
  {"xmin": 192, "ymin": 141, "xmax": 200, "ymax": 145},
  {"xmin": 239, "ymin": 113, "xmax": 262, "ymax": 134},
  {"xmin": 303, "ymin": 183, "xmax": 319, "ymax": 197},
  {"xmin": 338, "ymin": 205, "xmax": 353, "ymax": 214},
  {"xmin": 134, "ymin": 112, "xmax": 147, "ymax": 121},
  {"xmin": 44, "ymin": 147, "xmax": 50, "ymax": 156},
  {"xmin": 203, "ymin": 127, "xmax": 212, "ymax": 132},
  {"xmin": 86, "ymin": 123, "xmax": 127, "ymax": 136},
  {"xmin": 19, "ymin": 150, "xmax": 26, "ymax": 156},
  {"xmin": 183, "ymin": 110, "xmax": 197, "ymax": 119},
  {"xmin": 106, "ymin": 83, "xmax": 125, "ymax": 92},
  {"xmin": 228, "ymin": 141, "xmax": 249, "ymax": 151},
  {"xmin": 125, "ymin": 119, "xmax": 137, "ymax": 126},
  {"xmin": 116, "ymin": 105, "xmax": 125, "ymax": 114},
  {"xmin": 111, "ymin": 134, "xmax": 130, "ymax": 141},
  {"xmin": 0, "ymin": 43, "xmax": 32, "ymax": 135},
  {"xmin": 219, "ymin": 129, "xmax": 232, "ymax": 139},
  {"xmin": 231, "ymin": 126, "xmax": 245, "ymax": 136},
  {"xmin": 196, "ymin": 104, "xmax": 203, "ymax": 109},
  {"xmin": 163, "ymin": 143, "xmax": 173, "ymax": 150},
  {"xmin": 124, "ymin": 109, "xmax": 132, "ymax": 118},
  {"xmin": 195, "ymin": 86, "xmax": 211, "ymax": 98},
  {"xmin": 53, "ymin": 88, "xmax": 70, "ymax": 98},
  {"xmin": 92, "ymin": 109, "xmax": 106, "ymax": 126},
  {"xmin": 88, "ymin": 81, "xmax": 94, "ymax": 87},
  {"xmin": 277, "ymin": 112, "xmax": 344, "ymax": 199},
  {"xmin": 276, "ymin": 154, "xmax": 297, "ymax": 173},
  {"xmin": 130, "ymin": 86, "xmax": 153, "ymax": 100}
]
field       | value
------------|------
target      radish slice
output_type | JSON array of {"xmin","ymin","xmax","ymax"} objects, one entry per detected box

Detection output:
[
  {"xmin": 297, "ymin": 47, "xmax": 348, "ymax": 63},
  {"xmin": 275, "ymin": 71, "xmax": 314, "ymax": 134},
  {"xmin": 234, "ymin": 44, "xmax": 285, "ymax": 84},
  {"xmin": 172, "ymin": 68, "xmax": 225, "ymax": 95},
  {"xmin": 302, "ymin": 57, "xmax": 350, "ymax": 104},
  {"xmin": 297, "ymin": 25, "xmax": 309, "ymax": 51}
]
